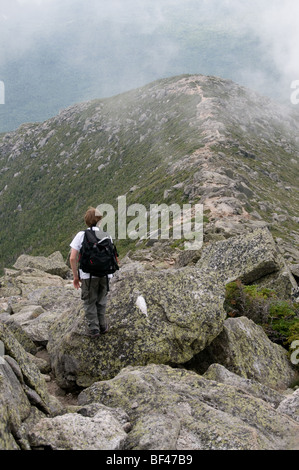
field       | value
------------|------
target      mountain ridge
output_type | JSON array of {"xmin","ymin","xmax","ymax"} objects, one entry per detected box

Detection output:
[{"xmin": 0, "ymin": 74, "xmax": 298, "ymax": 272}]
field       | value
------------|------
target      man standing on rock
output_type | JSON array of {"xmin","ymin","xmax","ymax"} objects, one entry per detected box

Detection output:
[{"xmin": 69, "ymin": 207, "xmax": 111, "ymax": 338}]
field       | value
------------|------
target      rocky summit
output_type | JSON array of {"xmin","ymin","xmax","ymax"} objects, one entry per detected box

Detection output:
[{"xmin": 0, "ymin": 75, "xmax": 299, "ymax": 450}]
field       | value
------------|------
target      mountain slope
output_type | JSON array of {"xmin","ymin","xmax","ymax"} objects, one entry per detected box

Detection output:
[{"xmin": 0, "ymin": 74, "xmax": 298, "ymax": 272}]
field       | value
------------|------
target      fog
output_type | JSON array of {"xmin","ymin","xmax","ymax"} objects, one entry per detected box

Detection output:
[{"xmin": 1, "ymin": 0, "xmax": 299, "ymax": 131}]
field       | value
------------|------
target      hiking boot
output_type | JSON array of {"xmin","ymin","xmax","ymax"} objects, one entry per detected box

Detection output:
[
  {"xmin": 100, "ymin": 322, "xmax": 109, "ymax": 334},
  {"xmin": 87, "ymin": 328, "xmax": 100, "ymax": 338}
]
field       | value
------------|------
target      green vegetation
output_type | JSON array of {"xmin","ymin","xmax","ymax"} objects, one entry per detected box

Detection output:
[
  {"xmin": 0, "ymin": 77, "xmax": 203, "ymax": 272},
  {"xmin": 0, "ymin": 74, "xmax": 298, "ymax": 276},
  {"xmin": 224, "ymin": 280, "xmax": 299, "ymax": 353}
]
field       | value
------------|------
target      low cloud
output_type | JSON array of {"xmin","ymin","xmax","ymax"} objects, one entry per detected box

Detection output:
[
  {"xmin": 2, "ymin": 0, "xmax": 298, "ymax": 84},
  {"xmin": 1, "ymin": 0, "xmax": 298, "ymax": 131}
]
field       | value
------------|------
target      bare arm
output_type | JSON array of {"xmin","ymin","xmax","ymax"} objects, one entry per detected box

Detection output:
[{"xmin": 70, "ymin": 248, "xmax": 81, "ymax": 289}]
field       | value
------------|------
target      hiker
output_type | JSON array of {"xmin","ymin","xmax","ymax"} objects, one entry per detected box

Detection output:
[{"xmin": 69, "ymin": 207, "xmax": 118, "ymax": 338}]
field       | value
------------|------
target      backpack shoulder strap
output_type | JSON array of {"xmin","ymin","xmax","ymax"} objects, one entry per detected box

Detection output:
[{"xmin": 84, "ymin": 226, "xmax": 98, "ymax": 243}]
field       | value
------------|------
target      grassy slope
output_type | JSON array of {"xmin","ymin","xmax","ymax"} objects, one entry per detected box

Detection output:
[
  {"xmin": 0, "ymin": 75, "xmax": 298, "ymax": 272},
  {"xmin": 0, "ymin": 77, "xmax": 202, "ymax": 269}
]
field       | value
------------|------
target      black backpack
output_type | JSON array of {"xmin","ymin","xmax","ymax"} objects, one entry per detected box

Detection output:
[{"xmin": 79, "ymin": 228, "xmax": 119, "ymax": 288}]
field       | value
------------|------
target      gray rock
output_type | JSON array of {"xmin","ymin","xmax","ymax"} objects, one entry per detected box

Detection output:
[
  {"xmin": 15, "ymin": 310, "xmax": 64, "ymax": 345},
  {"xmin": 0, "ymin": 320, "xmax": 68, "ymax": 449},
  {"xmin": 48, "ymin": 267, "xmax": 226, "ymax": 389},
  {"xmin": 0, "ymin": 357, "xmax": 34, "ymax": 449},
  {"xmin": 197, "ymin": 227, "xmax": 286, "ymax": 285},
  {"xmin": 203, "ymin": 363, "xmax": 284, "ymax": 408},
  {"xmin": 5, "ymin": 305, "xmax": 45, "ymax": 326},
  {"xmin": 3, "ymin": 355, "xmax": 24, "ymax": 384},
  {"xmin": 1, "ymin": 321, "xmax": 38, "ymax": 355},
  {"xmin": 78, "ymin": 364, "xmax": 299, "ymax": 450},
  {"xmin": 13, "ymin": 252, "xmax": 70, "ymax": 279},
  {"xmin": 198, "ymin": 227, "xmax": 297, "ymax": 297},
  {"xmin": 48, "ymin": 228, "xmax": 296, "ymax": 390},
  {"xmin": 0, "ymin": 322, "xmax": 53, "ymax": 414},
  {"xmin": 187, "ymin": 317, "xmax": 298, "ymax": 391},
  {"xmin": 28, "ymin": 408, "xmax": 128, "ymax": 450},
  {"xmin": 290, "ymin": 264, "xmax": 299, "ymax": 278},
  {"xmin": 277, "ymin": 389, "xmax": 299, "ymax": 423}
]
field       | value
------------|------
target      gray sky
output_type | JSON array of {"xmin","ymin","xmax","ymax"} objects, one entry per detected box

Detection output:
[
  {"xmin": 1, "ymin": 0, "xmax": 299, "ymax": 131},
  {"xmin": 2, "ymin": 0, "xmax": 296, "ymax": 75}
]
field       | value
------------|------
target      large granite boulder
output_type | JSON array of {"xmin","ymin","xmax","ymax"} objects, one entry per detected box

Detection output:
[
  {"xmin": 77, "ymin": 364, "xmax": 299, "ymax": 450},
  {"xmin": 13, "ymin": 252, "xmax": 70, "ymax": 279},
  {"xmin": 203, "ymin": 363, "xmax": 285, "ymax": 408},
  {"xmin": 277, "ymin": 389, "xmax": 299, "ymax": 423},
  {"xmin": 47, "ymin": 228, "xmax": 296, "ymax": 390},
  {"xmin": 185, "ymin": 316, "xmax": 298, "ymax": 390},
  {"xmin": 197, "ymin": 227, "xmax": 297, "ymax": 296},
  {"xmin": 28, "ymin": 405, "xmax": 130, "ymax": 450},
  {"xmin": 0, "ymin": 322, "xmax": 63, "ymax": 449},
  {"xmin": 48, "ymin": 267, "xmax": 226, "ymax": 389}
]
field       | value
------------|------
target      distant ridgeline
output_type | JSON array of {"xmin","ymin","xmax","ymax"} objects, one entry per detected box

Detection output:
[{"xmin": 0, "ymin": 74, "xmax": 298, "ymax": 273}]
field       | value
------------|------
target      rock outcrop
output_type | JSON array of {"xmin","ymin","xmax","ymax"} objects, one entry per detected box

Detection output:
[
  {"xmin": 28, "ymin": 406, "xmax": 130, "ymax": 450},
  {"xmin": 47, "ymin": 266, "xmax": 226, "ymax": 389},
  {"xmin": 0, "ymin": 233, "xmax": 298, "ymax": 450},
  {"xmin": 197, "ymin": 226, "xmax": 297, "ymax": 296},
  {"xmin": 77, "ymin": 364, "xmax": 299, "ymax": 450},
  {"xmin": 185, "ymin": 316, "xmax": 296, "ymax": 390},
  {"xmin": 47, "ymin": 228, "xmax": 298, "ymax": 390},
  {"xmin": 0, "ymin": 75, "xmax": 298, "ymax": 451},
  {"xmin": 13, "ymin": 252, "xmax": 70, "ymax": 279},
  {"xmin": 0, "ymin": 322, "xmax": 63, "ymax": 449}
]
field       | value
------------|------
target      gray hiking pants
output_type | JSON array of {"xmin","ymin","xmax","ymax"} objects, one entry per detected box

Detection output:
[{"xmin": 81, "ymin": 277, "xmax": 108, "ymax": 330}]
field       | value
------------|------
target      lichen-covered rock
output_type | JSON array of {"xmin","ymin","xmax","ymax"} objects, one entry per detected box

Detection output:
[
  {"xmin": 0, "ymin": 358, "xmax": 32, "ymax": 449},
  {"xmin": 0, "ymin": 267, "xmax": 65, "ymax": 302},
  {"xmin": 47, "ymin": 228, "xmax": 296, "ymax": 391},
  {"xmin": 48, "ymin": 267, "xmax": 226, "ymax": 389},
  {"xmin": 197, "ymin": 227, "xmax": 296, "ymax": 294},
  {"xmin": 13, "ymin": 251, "xmax": 70, "ymax": 279},
  {"xmin": 28, "ymin": 407, "xmax": 129, "ymax": 450},
  {"xmin": 12, "ymin": 310, "xmax": 64, "ymax": 345},
  {"xmin": 198, "ymin": 227, "xmax": 296, "ymax": 307},
  {"xmin": 277, "ymin": 389, "xmax": 299, "ymax": 423},
  {"xmin": 3, "ymin": 321, "xmax": 38, "ymax": 355},
  {"xmin": 0, "ymin": 322, "xmax": 53, "ymax": 413},
  {"xmin": 187, "ymin": 317, "xmax": 298, "ymax": 390},
  {"xmin": 2, "ymin": 282, "xmax": 80, "ymax": 346},
  {"xmin": 78, "ymin": 364, "xmax": 299, "ymax": 450},
  {"xmin": 12, "ymin": 269, "xmax": 66, "ymax": 297},
  {"xmin": 0, "ymin": 321, "xmax": 66, "ymax": 449},
  {"xmin": 203, "ymin": 363, "xmax": 284, "ymax": 408},
  {"xmin": 0, "ymin": 404, "xmax": 20, "ymax": 450}
]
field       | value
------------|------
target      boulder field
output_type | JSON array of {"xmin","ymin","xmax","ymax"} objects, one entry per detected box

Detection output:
[{"xmin": 0, "ymin": 227, "xmax": 298, "ymax": 450}]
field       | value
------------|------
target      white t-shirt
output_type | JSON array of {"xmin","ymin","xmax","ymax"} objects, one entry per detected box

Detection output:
[{"xmin": 70, "ymin": 227, "xmax": 112, "ymax": 280}]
